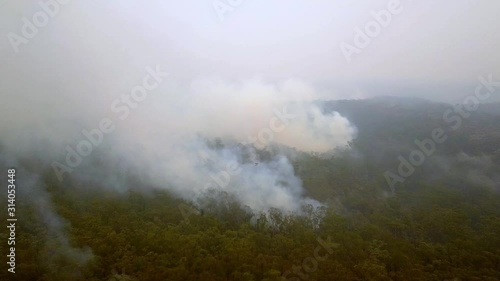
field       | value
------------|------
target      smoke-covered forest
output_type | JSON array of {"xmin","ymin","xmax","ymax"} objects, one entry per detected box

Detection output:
[
  {"xmin": 2, "ymin": 1, "xmax": 500, "ymax": 280},
  {"xmin": 1, "ymin": 97, "xmax": 499, "ymax": 281}
]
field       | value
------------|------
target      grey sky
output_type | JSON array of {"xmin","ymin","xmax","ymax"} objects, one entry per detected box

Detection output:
[{"xmin": 1, "ymin": 0, "xmax": 499, "ymax": 105}]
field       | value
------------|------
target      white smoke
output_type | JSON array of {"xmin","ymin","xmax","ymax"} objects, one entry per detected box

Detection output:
[
  {"xmin": 0, "ymin": 1, "xmax": 357, "ymax": 213},
  {"xmin": 53, "ymin": 78, "xmax": 357, "ymax": 212},
  {"xmin": 1, "ymin": 75, "xmax": 356, "ymax": 213}
]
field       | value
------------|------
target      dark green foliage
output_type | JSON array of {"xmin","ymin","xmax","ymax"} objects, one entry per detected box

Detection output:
[
  {"xmin": 2, "ymin": 98, "xmax": 499, "ymax": 280},
  {"xmin": 1, "ymin": 181, "xmax": 499, "ymax": 281}
]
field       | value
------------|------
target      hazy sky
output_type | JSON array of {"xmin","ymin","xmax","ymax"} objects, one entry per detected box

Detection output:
[{"xmin": 1, "ymin": 0, "xmax": 499, "ymax": 104}]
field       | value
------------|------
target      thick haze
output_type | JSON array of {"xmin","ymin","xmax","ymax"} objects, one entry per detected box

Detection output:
[
  {"xmin": 1, "ymin": 2, "xmax": 499, "ymax": 276},
  {"xmin": 0, "ymin": 1, "xmax": 499, "ymax": 211},
  {"xmin": 1, "ymin": 1, "xmax": 500, "ymax": 101}
]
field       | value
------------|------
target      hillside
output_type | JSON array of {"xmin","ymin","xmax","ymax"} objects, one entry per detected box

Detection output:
[{"xmin": 1, "ymin": 97, "xmax": 499, "ymax": 281}]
